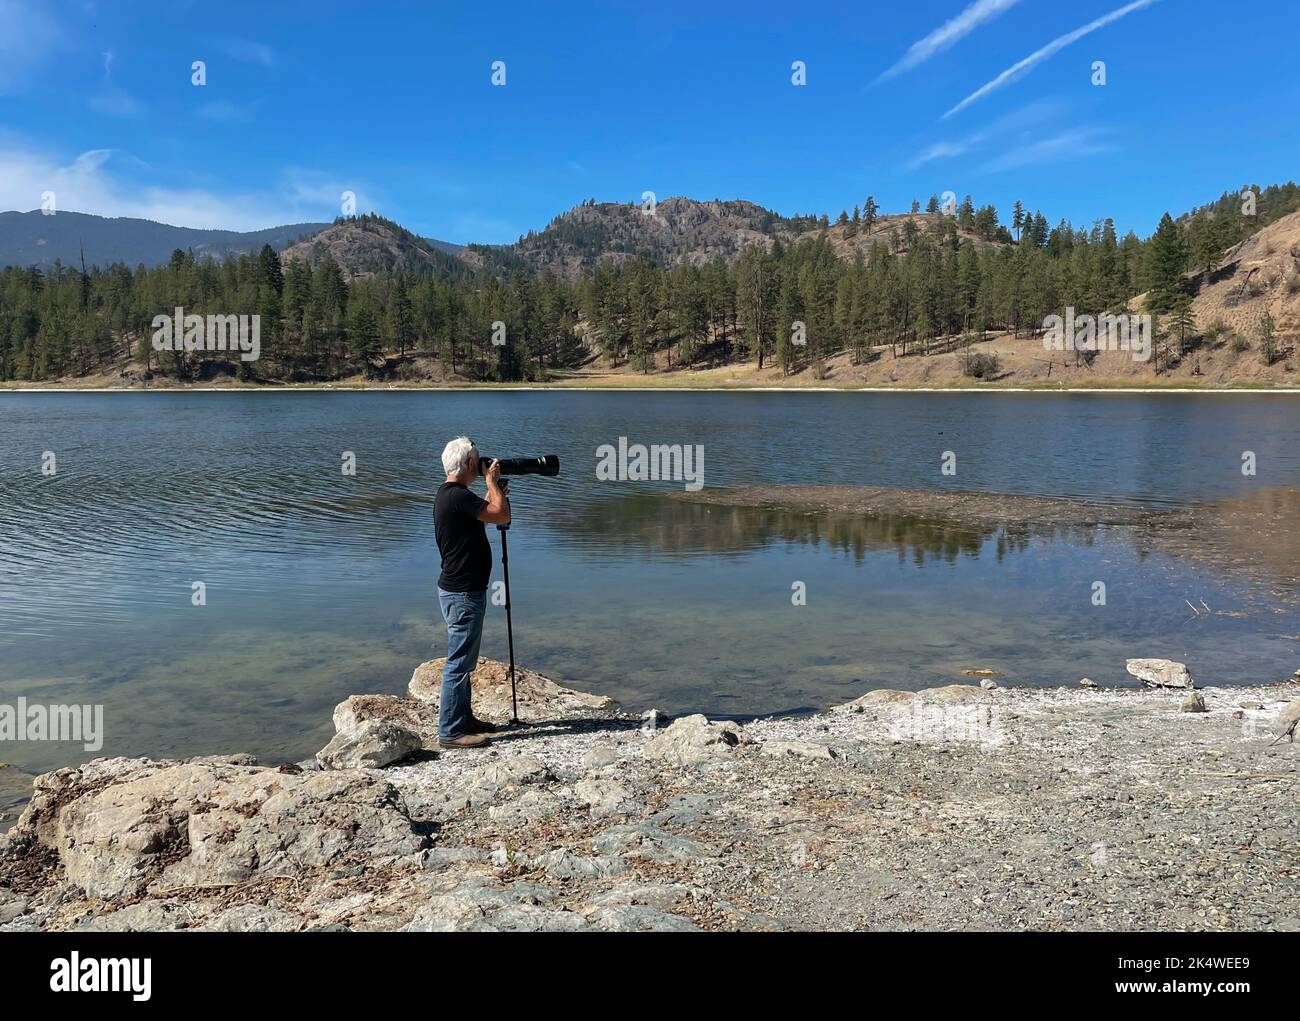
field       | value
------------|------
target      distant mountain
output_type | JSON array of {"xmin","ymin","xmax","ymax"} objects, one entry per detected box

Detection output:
[
  {"xmin": 0, "ymin": 198, "xmax": 1004, "ymax": 282},
  {"xmin": 424, "ymin": 237, "xmax": 465, "ymax": 257},
  {"xmin": 461, "ymin": 197, "xmax": 808, "ymax": 280},
  {"xmin": 279, "ymin": 214, "xmax": 470, "ymax": 278},
  {"xmin": 0, "ymin": 210, "xmax": 334, "ymax": 271}
]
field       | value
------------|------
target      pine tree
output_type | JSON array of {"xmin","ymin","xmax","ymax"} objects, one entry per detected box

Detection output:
[
  {"xmin": 863, "ymin": 196, "xmax": 879, "ymax": 235},
  {"xmin": 349, "ymin": 290, "xmax": 382, "ymax": 371},
  {"xmin": 385, "ymin": 275, "xmax": 415, "ymax": 358},
  {"xmin": 1145, "ymin": 213, "xmax": 1188, "ymax": 313},
  {"xmin": 1167, "ymin": 292, "xmax": 1196, "ymax": 357}
]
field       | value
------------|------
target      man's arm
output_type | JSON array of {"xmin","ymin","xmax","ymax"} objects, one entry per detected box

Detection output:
[{"xmin": 477, "ymin": 459, "xmax": 511, "ymax": 525}]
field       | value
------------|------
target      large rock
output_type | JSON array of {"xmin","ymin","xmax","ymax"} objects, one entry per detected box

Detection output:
[
  {"xmin": 643, "ymin": 714, "xmax": 747, "ymax": 766},
  {"xmin": 833, "ymin": 684, "xmax": 990, "ymax": 712},
  {"xmin": 9, "ymin": 755, "xmax": 253, "ymax": 851},
  {"xmin": 1126, "ymin": 658, "xmax": 1195, "ymax": 689},
  {"xmin": 409, "ymin": 657, "xmax": 616, "ymax": 722},
  {"xmin": 1274, "ymin": 700, "xmax": 1300, "ymax": 742},
  {"xmin": 19, "ymin": 759, "xmax": 425, "ymax": 901},
  {"xmin": 316, "ymin": 719, "xmax": 421, "ymax": 770},
  {"xmin": 332, "ymin": 694, "xmax": 440, "ymax": 749}
]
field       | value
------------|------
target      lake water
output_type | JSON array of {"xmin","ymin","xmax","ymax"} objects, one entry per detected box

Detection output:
[{"xmin": 2, "ymin": 390, "xmax": 1299, "ymax": 775}]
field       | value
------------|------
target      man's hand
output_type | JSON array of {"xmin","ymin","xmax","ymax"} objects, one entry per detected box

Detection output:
[{"xmin": 478, "ymin": 459, "xmax": 511, "ymax": 525}]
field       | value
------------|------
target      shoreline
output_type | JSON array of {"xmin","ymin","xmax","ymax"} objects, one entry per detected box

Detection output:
[
  {"xmin": 5, "ymin": 383, "xmax": 1300, "ymax": 394},
  {"xmin": 2, "ymin": 658, "xmax": 1297, "ymax": 932}
]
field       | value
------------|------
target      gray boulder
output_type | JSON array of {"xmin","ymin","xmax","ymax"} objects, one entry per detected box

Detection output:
[
  {"xmin": 1273, "ymin": 700, "xmax": 1300, "ymax": 743},
  {"xmin": 1126, "ymin": 658, "xmax": 1195, "ymax": 689},
  {"xmin": 316, "ymin": 719, "xmax": 421, "ymax": 770},
  {"xmin": 1182, "ymin": 692, "xmax": 1208, "ymax": 714},
  {"xmin": 43, "ymin": 761, "xmax": 424, "ymax": 900},
  {"xmin": 408, "ymin": 657, "xmax": 615, "ymax": 723},
  {"xmin": 332, "ymin": 695, "xmax": 439, "ymax": 749},
  {"xmin": 643, "ymin": 714, "xmax": 747, "ymax": 766}
]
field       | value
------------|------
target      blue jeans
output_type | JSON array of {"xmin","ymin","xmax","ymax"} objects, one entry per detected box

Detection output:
[{"xmin": 437, "ymin": 587, "xmax": 487, "ymax": 741}]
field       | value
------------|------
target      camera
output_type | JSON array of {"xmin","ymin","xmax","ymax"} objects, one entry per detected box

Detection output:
[{"xmin": 478, "ymin": 454, "xmax": 560, "ymax": 478}]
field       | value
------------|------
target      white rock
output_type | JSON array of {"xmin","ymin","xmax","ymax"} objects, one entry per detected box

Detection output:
[
  {"xmin": 761, "ymin": 740, "xmax": 837, "ymax": 761},
  {"xmin": 1273, "ymin": 700, "xmax": 1300, "ymax": 742},
  {"xmin": 1126, "ymin": 658, "xmax": 1195, "ymax": 689},
  {"xmin": 643, "ymin": 714, "xmax": 746, "ymax": 766},
  {"xmin": 316, "ymin": 719, "xmax": 422, "ymax": 770},
  {"xmin": 30, "ymin": 761, "xmax": 425, "ymax": 900}
]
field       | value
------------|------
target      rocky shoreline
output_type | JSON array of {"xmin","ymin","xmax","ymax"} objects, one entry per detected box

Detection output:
[{"xmin": 1, "ymin": 659, "xmax": 1297, "ymax": 932}]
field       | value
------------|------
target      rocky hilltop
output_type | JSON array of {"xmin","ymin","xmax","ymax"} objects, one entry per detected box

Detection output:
[
  {"xmin": 278, "ymin": 214, "xmax": 468, "ymax": 280},
  {"xmin": 460, "ymin": 198, "xmax": 803, "ymax": 281},
  {"xmin": 1, "ymin": 659, "xmax": 1297, "ymax": 932}
]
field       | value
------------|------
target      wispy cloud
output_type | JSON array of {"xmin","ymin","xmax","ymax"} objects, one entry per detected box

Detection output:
[
  {"xmin": 906, "ymin": 98, "xmax": 1066, "ymax": 169},
  {"xmin": 978, "ymin": 127, "xmax": 1115, "ymax": 172},
  {"xmin": 281, "ymin": 168, "xmax": 382, "ymax": 218},
  {"xmin": 89, "ymin": 48, "xmax": 143, "ymax": 117},
  {"xmin": 943, "ymin": 0, "xmax": 1161, "ymax": 118},
  {"xmin": 879, "ymin": 0, "xmax": 1023, "ymax": 81},
  {"xmin": 218, "ymin": 37, "xmax": 275, "ymax": 67},
  {"xmin": 907, "ymin": 139, "xmax": 982, "ymax": 171},
  {"xmin": 0, "ymin": 0, "xmax": 65, "ymax": 94},
  {"xmin": 0, "ymin": 141, "xmax": 374, "ymax": 230}
]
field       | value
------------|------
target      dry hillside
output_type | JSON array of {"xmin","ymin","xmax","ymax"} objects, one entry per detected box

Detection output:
[{"xmin": 1187, "ymin": 208, "xmax": 1300, "ymax": 346}]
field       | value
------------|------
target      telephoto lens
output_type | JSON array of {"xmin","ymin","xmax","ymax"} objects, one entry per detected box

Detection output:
[{"xmin": 479, "ymin": 454, "xmax": 560, "ymax": 477}]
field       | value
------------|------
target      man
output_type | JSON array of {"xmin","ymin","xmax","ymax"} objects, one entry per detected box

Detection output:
[{"xmin": 434, "ymin": 436, "xmax": 510, "ymax": 749}]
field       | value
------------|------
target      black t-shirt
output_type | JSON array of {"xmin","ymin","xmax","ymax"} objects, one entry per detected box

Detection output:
[{"xmin": 435, "ymin": 482, "xmax": 491, "ymax": 592}]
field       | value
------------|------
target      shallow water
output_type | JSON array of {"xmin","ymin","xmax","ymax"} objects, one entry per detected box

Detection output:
[{"xmin": 1, "ymin": 390, "xmax": 1299, "ymax": 773}]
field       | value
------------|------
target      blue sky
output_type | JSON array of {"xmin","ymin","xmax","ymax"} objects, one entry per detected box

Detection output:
[{"xmin": 0, "ymin": 0, "xmax": 1295, "ymax": 243}]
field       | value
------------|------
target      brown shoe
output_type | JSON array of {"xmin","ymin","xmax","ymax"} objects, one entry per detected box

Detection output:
[{"xmin": 440, "ymin": 733, "xmax": 491, "ymax": 750}]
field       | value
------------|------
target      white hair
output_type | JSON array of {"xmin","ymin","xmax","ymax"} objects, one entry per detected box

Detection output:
[{"xmin": 441, "ymin": 436, "xmax": 477, "ymax": 477}]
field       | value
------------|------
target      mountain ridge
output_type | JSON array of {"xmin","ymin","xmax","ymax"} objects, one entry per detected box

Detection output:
[{"xmin": 0, "ymin": 210, "xmax": 333, "ymax": 272}]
